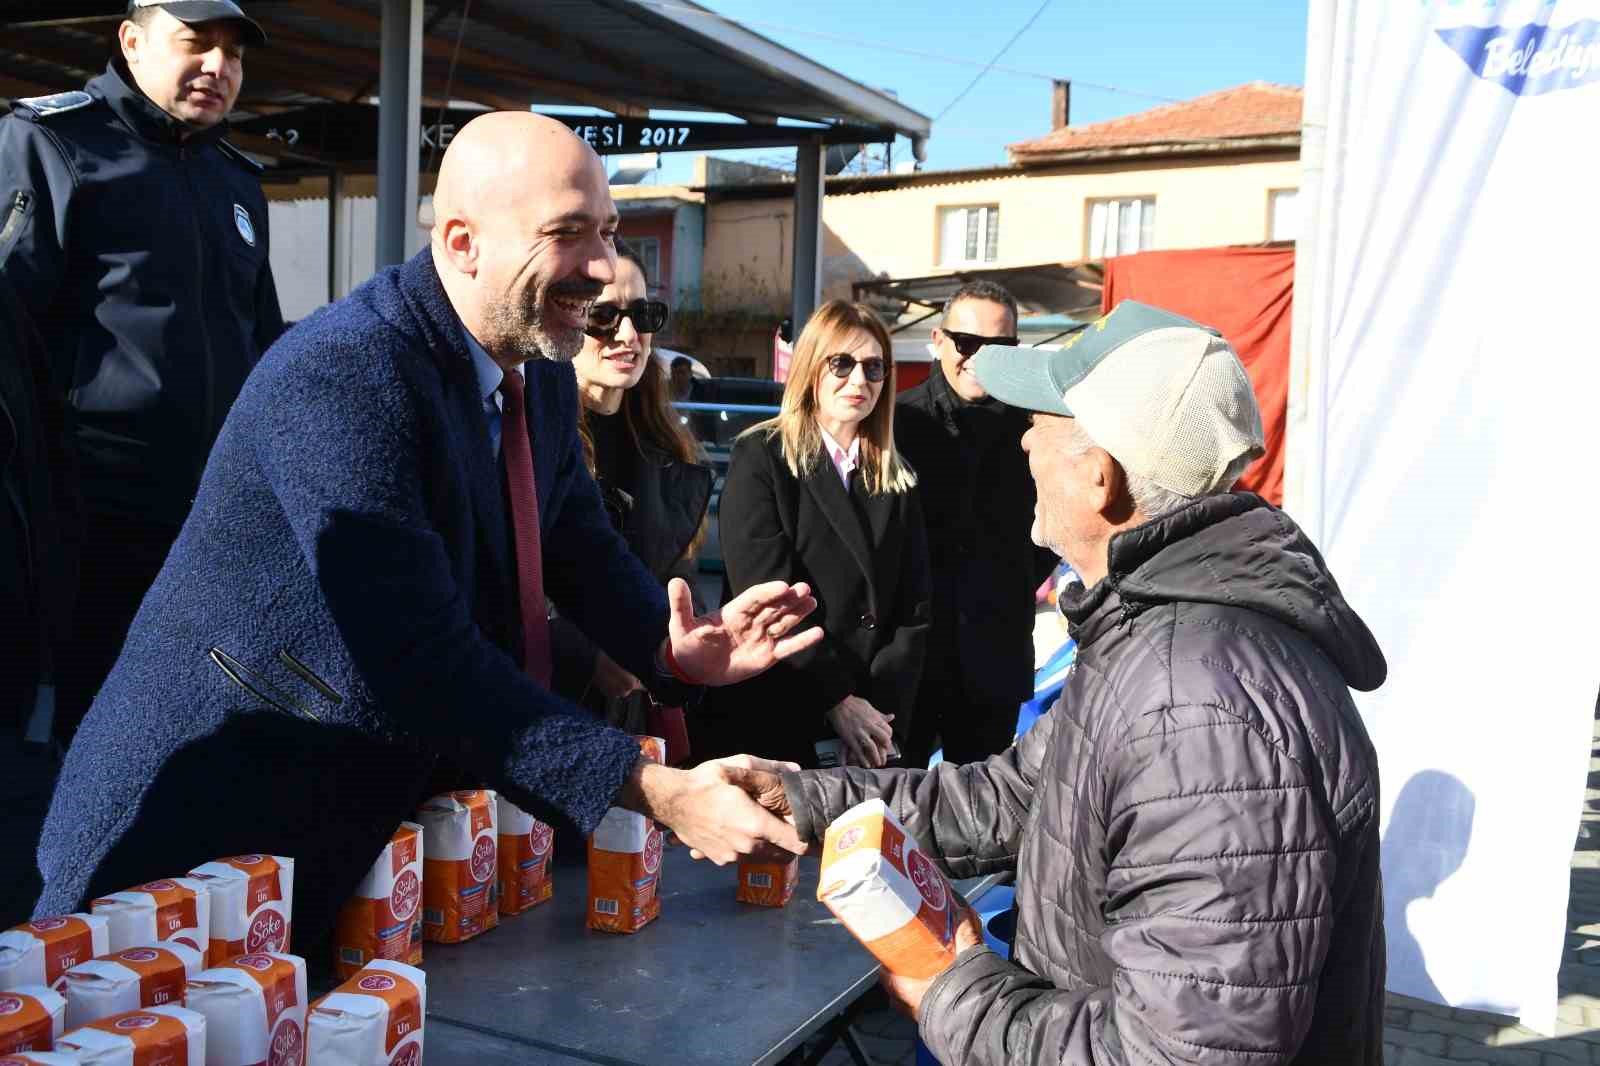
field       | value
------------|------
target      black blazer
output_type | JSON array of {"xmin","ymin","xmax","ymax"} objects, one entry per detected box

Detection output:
[
  {"xmin": 700, "ymin": 429, "xmax": 930, "ymax": 768},
  {"xmin": 550, "ymin": 439, "xmax": 713, "ymax": 700}
]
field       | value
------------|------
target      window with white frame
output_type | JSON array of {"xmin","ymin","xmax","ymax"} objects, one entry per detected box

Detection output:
[
  {"xmin": 1268, "ymin": 188, "xmax": 1299, "ymax": 241},
  {"xmin": 938, "ymin": 205, "xmax": 1000, "ymax": 267},
  {"xmin": 1086, "ymin": 197, "xmax": 1156, "ymax": 258}
]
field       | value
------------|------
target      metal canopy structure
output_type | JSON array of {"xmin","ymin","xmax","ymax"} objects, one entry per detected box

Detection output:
[
  {"xmin": 854, "ymin": 260, "xmax": 1107, "ymax": 332},
  {"xmin": 228, "ymin": 103, "xmax": 895, "ymax": 169},
  {"xmin": 0, "ymin": 0, "xmax": 931, "ymax": 330}
]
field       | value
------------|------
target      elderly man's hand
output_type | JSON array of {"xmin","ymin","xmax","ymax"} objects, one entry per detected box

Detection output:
[
  {"xmin": 879, "ymin": 905, "xmax": 986, "ymax": 1022},
  {"xmin": 662, "ymin": 578, "xmax": 822, "ymax": 687},
  {"xmin": 620, "ymin": 755, "xmax": 806, "ymax": 865},
  {"xmin": 681, "ymin": 754, "xmax": 802, "ymax": 861},
  {"xmin": 707, "ymin": 754, "xmax": 796, "ymax": 815}
]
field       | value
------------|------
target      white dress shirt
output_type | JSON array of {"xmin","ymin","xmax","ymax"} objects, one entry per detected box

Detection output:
[{"xmin": 819, "ymin": 427, "xmax": 860, "ymax": 489}]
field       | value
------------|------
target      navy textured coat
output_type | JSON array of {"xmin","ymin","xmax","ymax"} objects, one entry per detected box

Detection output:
[{"xmin": 33, "ymin": 251, "xmax": 666, "ymax": 948}]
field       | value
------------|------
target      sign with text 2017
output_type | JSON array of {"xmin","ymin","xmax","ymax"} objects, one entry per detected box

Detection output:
[
  {"xmin": 429, "ymin": 117, "xmax": 876, "ymax": 155},
  {"xmin": 236, "ymin": 105, "xmax": 884, "ymax": 166}
]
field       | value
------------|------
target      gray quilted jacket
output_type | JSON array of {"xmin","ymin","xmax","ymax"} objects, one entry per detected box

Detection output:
[{"xmin": 785, "ymin": 494, "xmax": 1387, "ymax": 1065}]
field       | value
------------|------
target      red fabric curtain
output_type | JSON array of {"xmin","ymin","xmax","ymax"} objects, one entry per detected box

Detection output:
[{"xmin": 1099, "ymin": 246, "xmax": 1293, "ymax": 504}]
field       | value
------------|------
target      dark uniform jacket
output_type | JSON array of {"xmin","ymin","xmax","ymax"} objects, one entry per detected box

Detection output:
[
  {"xmin": 896, "ymin": 370, "xmax": 1056, "ymax": 708},
  {"xmin": 0, "ymin": 62, "xmax": 284, "ymax": 528},
  {"xmin": 785, "ymin": 494, "xmax": 1388, "ymax": 1066},
  {"xmin": 34, "ymin": 251, "xmax": 669, "ymax": 951},
  {"xmin": 1, "ymin": 277, "xmax": 70, "ymax": 928},
  {"xmin": 0, "ymin": 276, "xmax": 70, "ymax": 727},
  {"xmin": 702, "ymin": 430, "xmax": 931, "ymax": 768}
]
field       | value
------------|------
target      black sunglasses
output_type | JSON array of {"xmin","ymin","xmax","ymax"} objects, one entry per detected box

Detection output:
[
  {"xmin": 585, "ymin": 299, "xmax": 670, "ymax": 338},
  {"xmin": 824, "ymin": 353, "xmax": 888, "ymax": 383},
  {"xmin": 942, "ymin": 330, "xmax": 1019, "ymax": 359}
]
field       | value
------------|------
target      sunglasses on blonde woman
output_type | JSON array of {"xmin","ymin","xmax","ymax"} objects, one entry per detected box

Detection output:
[{"xmin": 824, "ymin": 353, "xmax": 888, "ymax": 383}]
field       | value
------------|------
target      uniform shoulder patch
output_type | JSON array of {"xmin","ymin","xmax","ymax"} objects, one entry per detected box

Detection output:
[
  {"xmin": 217, "ymin": 139, "xmax": 265, "ymax": 173},
  {"xmin": 12, "ymin": 90, "xmax": 94, "ymax": 121}
]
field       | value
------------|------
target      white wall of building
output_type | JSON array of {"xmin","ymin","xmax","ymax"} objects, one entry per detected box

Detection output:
[{"xmin": 267, "ymin": 196, "xmax": 429, "ymax": 322}]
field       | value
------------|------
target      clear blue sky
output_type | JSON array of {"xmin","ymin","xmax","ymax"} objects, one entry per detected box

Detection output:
[{"xmin": 636, "ymin": 0, "xmax": 1308, "ymax": 183}]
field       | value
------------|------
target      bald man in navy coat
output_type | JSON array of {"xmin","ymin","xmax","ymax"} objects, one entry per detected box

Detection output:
[{"xmin": 32, "ymin": 114, "xmax": 816, "ymax": 949}]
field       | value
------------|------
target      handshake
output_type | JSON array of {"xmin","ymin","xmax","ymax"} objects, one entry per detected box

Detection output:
[
  {"xmin": 621, "ymin": 756, "xmax": 987, "ymax": 1024},
  {"xmin": 617, "ymin": 752, "xmax": 809, "ymax": 865}
]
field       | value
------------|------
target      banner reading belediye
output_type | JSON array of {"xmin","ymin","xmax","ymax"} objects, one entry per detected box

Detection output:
[{"xmin": 1290, "ymin": 0, "xmax": 1600, "ymax": 1034}]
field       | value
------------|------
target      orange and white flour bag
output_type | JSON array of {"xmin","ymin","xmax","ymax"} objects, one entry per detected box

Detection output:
[
  {"xmin": 418, "ymin": 790, "xmax": 499, "ymax": 944},
  {"xmin": 587, "ymin": 737, "xmax": 665, "ymax": 934},
  {"xmin": 0, "ymin": 1053, "xmax": 79, "ymax": 1064},
  {"xmin": 0, "ymin": 915, "xmax": 110, "ymax": 992},
  {"xmin": 187, "ymin": 857, "xmax": 294, "ymax": 965},
  {"xmin": 91, "ymin": 879, "xmax": 211, "ymax": 960},
  {"xmin": 0, "ymin": 986, "xmax": 66, "ymax": 1054},
  {"xmin": 306, "ymin": 960, "xmax": 424, "ymax": 1066},
  {"xmin": 55, "ymin": 1005, "xmax": 206, "ymax": 1065},
  {"xmin": 333, "ymin": 824, "xmax": 423, "ymax": 978},
  {"xmin": 495, "ymin": 798, "xmax": 553, "ymax": 916},
  {"xmin": 60, "ymin": 944, "xmax": 203, "ymax": 1030},
  {"xmin": 736, "ymin": 855, "xmax": 800, "ymax": 908},
  {"xmin": 817, "ymin": 799, "xmax": 966, "ymax": 980},
  {"xmin": 186, "ymin": 952, "xmax": 306, "ymax": 1066}
]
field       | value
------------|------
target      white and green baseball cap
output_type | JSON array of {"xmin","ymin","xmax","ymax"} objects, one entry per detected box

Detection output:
[{"xmin": 970, "ymin": 300, "xmax": 1264, "ymax": 497}]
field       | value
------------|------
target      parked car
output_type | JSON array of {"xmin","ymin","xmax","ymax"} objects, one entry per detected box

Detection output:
[{"xmin": 671, "ymin": 376, "xmax": 783, "ymax": 573}]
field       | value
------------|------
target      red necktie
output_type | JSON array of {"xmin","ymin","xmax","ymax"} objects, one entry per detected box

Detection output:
[{"xmin": 497, "ymin": 367, "xmax": 552, "ymax": 686}]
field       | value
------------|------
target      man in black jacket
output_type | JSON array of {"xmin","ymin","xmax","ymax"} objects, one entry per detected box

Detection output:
[
  {"xmin": 896, "ymin": 281, "xmax": 1057, "ymax": 766},
  {"xmin": 762, "ymin": 301, "xmax": 1388, "ymax": 1065},
  {"xmin": 0, "ymin": 0, "xmax": 283, "ymax": 742}
]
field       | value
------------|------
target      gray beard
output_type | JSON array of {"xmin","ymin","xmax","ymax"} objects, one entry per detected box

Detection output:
[{"xmin": 482, "ymin": 289, "xmax": 584, "ymax": 363}]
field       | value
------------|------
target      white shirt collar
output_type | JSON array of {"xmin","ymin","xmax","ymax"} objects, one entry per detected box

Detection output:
[
  {"xmin": 461, "ymin": 323, "xmax": 505, "ymax": 410},
  {"xmin": 818, "ymin": 427, "xmax": 860, "ymax": 487}
]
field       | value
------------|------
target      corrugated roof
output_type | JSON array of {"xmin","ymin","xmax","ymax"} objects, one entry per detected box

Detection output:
[
  {"xmin": 0, "ymin": 0, "xmax": 928, "ymax": 143},
  {"xmin": 1009, "ymin": 82, "xmax": 1302, "ymax": 161}
]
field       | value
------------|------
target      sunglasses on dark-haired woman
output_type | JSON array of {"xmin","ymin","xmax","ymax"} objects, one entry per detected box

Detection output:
[{"xmin": 585, "ymin": 299, "xmax": 670, "ymax": 339}]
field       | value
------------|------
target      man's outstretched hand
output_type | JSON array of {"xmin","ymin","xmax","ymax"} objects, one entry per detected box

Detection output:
[
  {"xmin": 663, "ymin": 578, "xmax": 822, "ymax": 687},
  {"xmin": 619, "ymin": 754, "xmax": 806, "ymax": 865}
]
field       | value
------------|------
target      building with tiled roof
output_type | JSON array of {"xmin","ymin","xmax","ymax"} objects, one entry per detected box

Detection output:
[
  {"xmin": 683, "ymin": 81, "xmax": 1305, "ymax": 372},
  {"xmin": 1008, "ymin": 82, "xmax": 1303, "ymax": 163}
]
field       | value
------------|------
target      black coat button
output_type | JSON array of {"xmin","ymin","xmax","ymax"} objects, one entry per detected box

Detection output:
[{"xmin": 859, "ymin": 612, "xmax": 877, "ymax": 630}]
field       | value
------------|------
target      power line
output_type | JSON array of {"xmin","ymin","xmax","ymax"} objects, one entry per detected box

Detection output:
[
  {"xmin": 935, "ymin": 0, "xmax": 1054, "ymax": 121},
  {"xmin": 424, "ymin": 0, "xmax": 474, "ymax": 177},
  {"xmin": 629, "ymin": 0, "xmax": 1181, "ymax": 105}
]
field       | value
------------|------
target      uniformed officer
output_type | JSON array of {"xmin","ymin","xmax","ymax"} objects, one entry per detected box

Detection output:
[{"xmin": 0, "ymin": 0, "xmax": 285, "ymax": 744}]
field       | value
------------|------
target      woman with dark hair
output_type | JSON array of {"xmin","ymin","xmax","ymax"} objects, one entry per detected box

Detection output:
[
  {"xmin": 550, "ymin": 254, "xmax": 713, "ymax": 740},
  {"xmin": 698, "ymin": 300, "xmax": 930, "ymax": 769}
]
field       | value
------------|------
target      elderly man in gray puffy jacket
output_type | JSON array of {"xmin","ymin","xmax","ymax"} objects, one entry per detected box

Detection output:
[{"xmin": 759, "ymin": 300, "xmax": 1388, "ymax": 1065}]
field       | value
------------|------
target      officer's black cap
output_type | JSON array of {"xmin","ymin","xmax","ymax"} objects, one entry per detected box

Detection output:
[{"xmin": 126, "ymin": 0, "xmax": 268, "ymax": 48}]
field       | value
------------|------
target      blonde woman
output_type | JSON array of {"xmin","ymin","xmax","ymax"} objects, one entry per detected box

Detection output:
[{"xmin": 699, "ymin": 300, "xmax": 930, "ymax": 769}]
